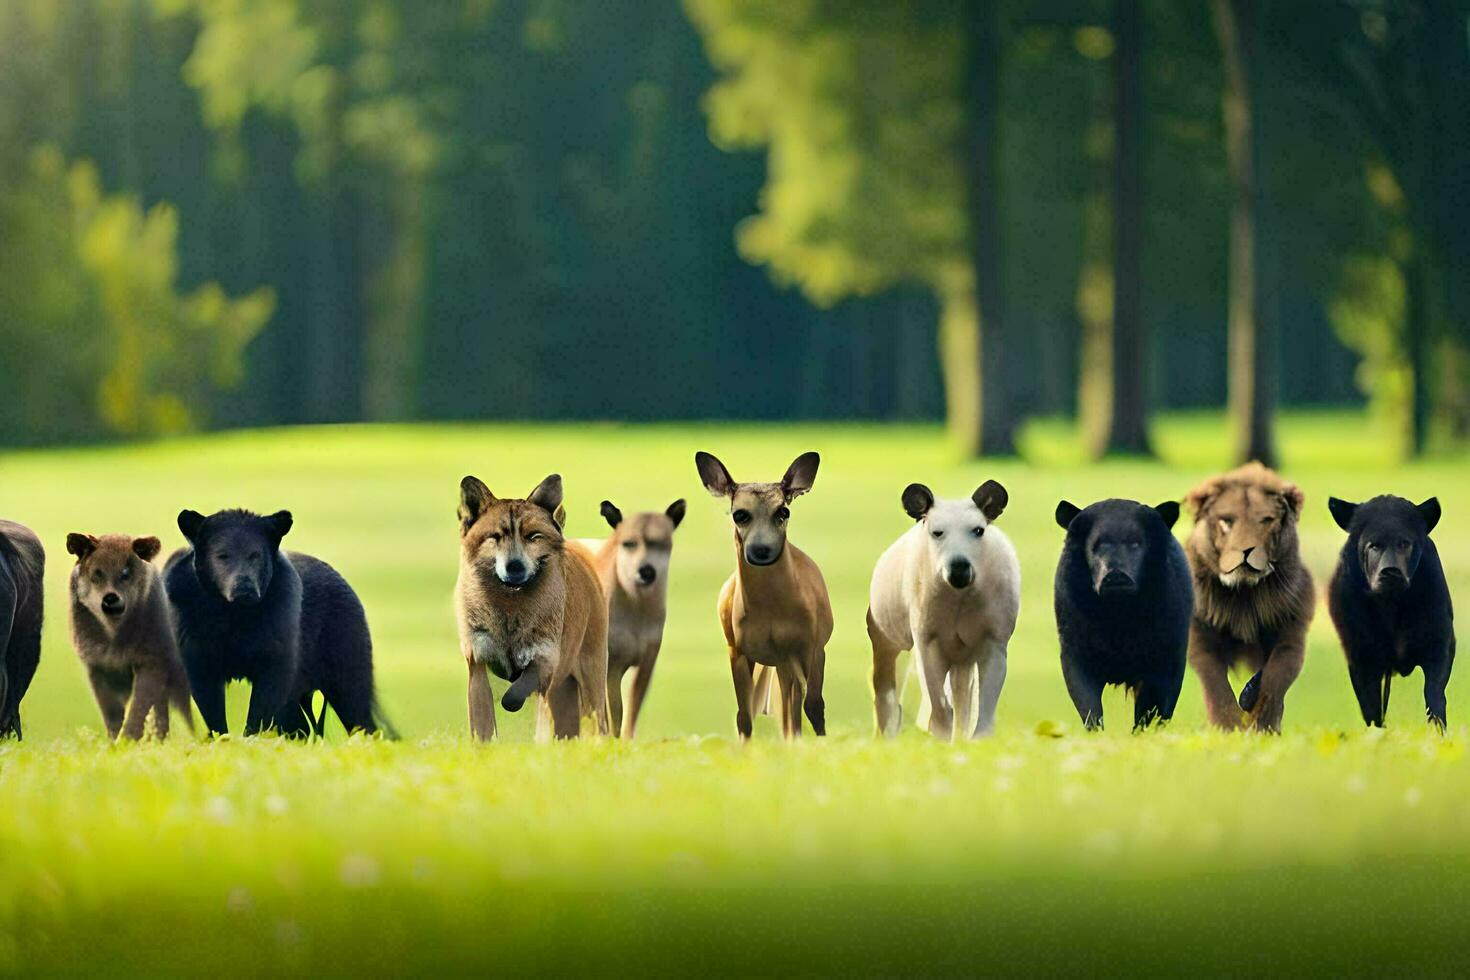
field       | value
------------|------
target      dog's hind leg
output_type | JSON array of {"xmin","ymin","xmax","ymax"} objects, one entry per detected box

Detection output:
[{"xmin": 868, "ymin": 611, "xmax": 903, "ymax": 737}]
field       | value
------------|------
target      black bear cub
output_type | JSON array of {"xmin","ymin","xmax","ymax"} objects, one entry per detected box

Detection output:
[
  {"xmin": 1328, "ymin": 495, "xmax": 1454, "ymax": 729},
  {"xmin": 164, "ymin": 508, "xmax": 390, "ymax": 737},
  {"xmin": 1054, "ymin": 498, "xmax": 1193, "ymax": 730},
  {"xmin": 0, "ymin": 520, "xmax": 45, "ymax": 739}
]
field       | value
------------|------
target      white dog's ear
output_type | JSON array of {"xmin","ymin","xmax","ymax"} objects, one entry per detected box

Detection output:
[
  {"xmin": 901, "ymin": 484, "xmax": 934, "ymax": 521},
  {"xmin": 973, "ymin": 480, "xmax": 1008, "ymax": 522}
]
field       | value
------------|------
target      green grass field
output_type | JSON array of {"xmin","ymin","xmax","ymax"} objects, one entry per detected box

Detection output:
[{"xmin": 1, "ymin": 413, "xmax": 1467, "ymax": 975}]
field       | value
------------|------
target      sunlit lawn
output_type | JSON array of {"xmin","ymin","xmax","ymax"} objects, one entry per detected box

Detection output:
[{"xmin": 0, "ymin": 412, "xmax": 1466, "ymax": 974}]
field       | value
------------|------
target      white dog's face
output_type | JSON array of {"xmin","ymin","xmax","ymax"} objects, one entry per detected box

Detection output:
[{"xmin": 903, "ymin": 481, "xmax": 1008, "ymax": 590}]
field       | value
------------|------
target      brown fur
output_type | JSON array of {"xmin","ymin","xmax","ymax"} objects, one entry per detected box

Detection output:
[
  {"xmin": 1184, "ymin": 462, "xmax": 1315, "ymax": 732},
  {"xmin": 66, "ymin": 533, "xmax": 193, "ymax": 740},
  {"xmin": 455, "ymin": 474, "xmax": 610, "ymax": 740},
  {"xmin": 585, "ymin": 500, "xmax": 684, "ymax": 740},
  {"xmin": 697, "ymin": 451, "xmax": 832, "ymax": 740}
]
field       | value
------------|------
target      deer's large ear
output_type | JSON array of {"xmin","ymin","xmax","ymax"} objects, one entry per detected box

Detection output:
[
  {"xmin": 1055, "ymin": 501, "xmax": 1082, "ymax": 530},
  {"xmin": 901, "ymin": 484, "xmax": 934, "ymax": 521},
  {"xmin": 1327, "ymin": 497, "xmax": 1358, "ymax": 532},
  {"xmin": 459, "ymin": 476, "xmax": 493, "ymax": 533},
  {"xmin": 177, "ymin": 510, "xmax": 206, "ymax": 541},
  {"xmin": 973, "ymin": 480, "xmax": 1008, "ymax": 522},
  {"xmin": 528, "ymin": 474, "xmax": 563, "ymax": 516},
  {"xmin": 666, "ymin": 499, "xmax": 687, "ymax": 529},
  {"xmin": 1154, "ymin": 501, "xmax": 1181, "ymax": 530},
  {"xmin": 781, "ymin": 452, "xmax": 820, "ymax": 500},
  {"xmin": 1418, "ymin": 497, "xmax": 1441, "ymax": 535},
  {"xmin": 66, "ymin": 533, "xmax": 98, "ymax": 561},
  {"xmin": 695, "ymin": 452, "xmax": 735, "ymax": 498},
  {"xmin": 131, "ymin": 537, "xmax": 162, "ymax": 563}
]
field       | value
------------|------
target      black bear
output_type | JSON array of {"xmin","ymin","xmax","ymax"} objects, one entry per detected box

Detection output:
[
  {"xmin": 0, "ymin": 520, "xmax": 44, "ymax": 739},
  {"xmin": 164, "ymin": 508, "xmax": 390, "ymax": 737},
  {"xmin": 1328, "ymin": 495, "xmax": 1454, "ymax": 729},
  {"xmin": 1054, "ymin": 498, "xmax": 1192, "ymax": 730}
]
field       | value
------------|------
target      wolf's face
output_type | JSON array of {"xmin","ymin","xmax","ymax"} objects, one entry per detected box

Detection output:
[
  {"xmin": 67, "ymin": 533, "xmax": 162, "ymax": 630},
  {"xmin": 696, "ymin": 451, "xmax": 819, "ymax": 567},
  {"xmin": 601, "ymin": 499, "xmax": 684, "ymax": 595},
  {"xmin": 459, "ymin": 474, "xmax": 565, "ymax": 591}
]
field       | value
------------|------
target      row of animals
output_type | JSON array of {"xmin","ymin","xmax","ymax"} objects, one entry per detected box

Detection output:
[{"xmin": 0, "ymin": 452, "xmax": 1453, "ymax": 741}]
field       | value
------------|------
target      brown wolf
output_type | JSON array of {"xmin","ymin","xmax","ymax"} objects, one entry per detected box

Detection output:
[
  {"xmin": 1184, "ymin": 463, "xmax": 1315, "ymax": 732},
  {"xmin": 456, "ymin": 473, "xmax": 611, "ymax": 740},
  {"xmin": 67, "ymin": 533, "xmax": 193, "ymax": 740}
]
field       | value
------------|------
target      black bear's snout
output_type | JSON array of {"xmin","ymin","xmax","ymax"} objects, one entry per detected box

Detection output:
[
  {"xmin": 638, "ymin": 564, "xmax": 657, "ymax": 585},
  {"xmin": 1374, "ymin": 566, "xmax": 1409, "ymax": 593},
  {"xmin": 946, "ymin": 559, "xmax": 974, "ymax": 589},
  {"xmin": 101, "ymin": 592, "xmax": 124, "ymax": 616},
  {"xmin": 1097, "ymin": 569, "xmax": 1137, "ymax": 596}
]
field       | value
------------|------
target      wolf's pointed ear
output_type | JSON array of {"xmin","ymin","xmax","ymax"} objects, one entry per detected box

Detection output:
[
  {"xmin": 695, "ymin": 452, "xmax": 735, "ymax": 498},
  {"xmin": 265, "ymin": 511, "xmax": 293, "ymax": 545},
  {"xmin": 552, "ymin": 505, "xmax": 567, "ymax": 530},
  {"xmin": 66, "ymin": 533, "xmax": 98, "ymax": 561},
  {"xmin": 1328, "ymin": 497, "xmax": 1358, "ymax": 532},
  {"xmin": 177, "ymin": 510, "xmax": 206, "ymax": 542},
  {"xmin": 1055, "ymin": 501, "xmax": 1082, "ymax": 530},
  {"xmin": 974, "ymin": 480, "xmax": 1008, "ymax": 522},
  {"xmin": 528, "ymin": 474, "xmax": 563, "ymax": 516},
  {"xmin": 600, "ymin": 501, "xmax": 623, "ymax": 529},
  {"xmin": 1155, "ymin": 501, "xmax": 1181, "ymax": 530},
  {"xmin": 781, "ymin": 452, "xmax": 820, "ymax": 500},
  {"xmin": 1418, "ymin": 497, "xmax": 1441, "ymax": 535},
  {"xmin": 902, "ymin": 484, "xmax": 934, "ymax": 521},
  {"xmin": 666, "ymin": 499, "xmax": 687, "ymax": 529},
  {"xmin": 459, "ymin": 476, "xmax": 493, "ymax": 532},
  {"xmin": 131, "ymin": 537, "xmax": 162, "ymax": 563}
]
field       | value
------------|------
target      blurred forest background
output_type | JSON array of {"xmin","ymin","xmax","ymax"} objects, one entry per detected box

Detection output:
[{"xmin": 0, "ymin": 0, "xmax": 1466, "ymax": 462}]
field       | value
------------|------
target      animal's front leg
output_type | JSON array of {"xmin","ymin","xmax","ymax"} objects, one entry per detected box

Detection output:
[
  {"xmin": 623, "ymin": 657, "xmax": 657, "ymax": 740},
  {"xmin": 187, "ymin": 666, "xmax": 228, "ymax": 736},
  {"xmin": 1249, "ymin": 629, "xmax": 1306, "ymax": 734},
  {"xmin": 1422, "ymin": 653, "xmax": 1452, "ymax": 731},
  {"xmin": 868, "ymin": 612, "xmax": 903, "ymax": 737},
  {"xmin": 244, "ymin": 656, "xmax": 296, "ymax": 736},
  {"xmin": 915, "ymin": 642, "xmax": 952, "ymax": 740},
  {"xmin": 972, "ymin": 642, "xmax": 1008, "ymax": 738},
  {"xmin": 547, "ymin": 676, "xmax": 582, "ymax": 739},
  {"xmin": 121, "ymin": 665, "xmax": 167, "ymax": 740},
  {"xmin": 467, "ymin": 658, "xmax": 497, "ymax": 741},
  {"xmin": 948, "ymin": 663, "xmax": 976, "ymax": 742},
  {"xmin": 1189, "ymin": 626, "xmax": 1243, "ymax": 731},
  {"xmin": 1346, "ymin": 657, "xmax": 1386, "ymax": 727},
  {"xmin": 1060, "ymin": 652, "xmax": 1103, "ymax": 731},
  {"xmin": 730, "ymin": 651, "xmax": 755, "ymax": 740},
  {"xmin": 87, "ymin": 666, "xmax": 129, "ymax": 739}
]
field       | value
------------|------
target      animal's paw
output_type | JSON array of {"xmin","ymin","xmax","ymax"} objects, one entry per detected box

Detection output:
[{"xmin": 500, "ymin": 663, "xmax": 540, "ymax": 712}]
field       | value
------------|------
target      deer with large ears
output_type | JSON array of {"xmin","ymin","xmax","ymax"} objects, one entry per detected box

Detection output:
[{"xmin": 695, "ymin": 451, "xmax": 832, "ymax": 740}]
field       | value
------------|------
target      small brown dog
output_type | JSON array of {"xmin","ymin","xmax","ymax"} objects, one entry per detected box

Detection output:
[
  {"xmin": 67, "ymin": 533, "xmax": 192, "ymax": 740},
  {"xmin": 581, "ymin": 499, "xmax": 685, "ymax": 739},
  {"xmin": 456, "ymin": 473, "xmax": 611, "ymax": 740},
  {"xmin": 1184, "ymin": 463, "xmax": 1315, "ymax": 732},
  {"xmin": 696, "ymin": 451, "xmax": 831, "ymax": 739}
]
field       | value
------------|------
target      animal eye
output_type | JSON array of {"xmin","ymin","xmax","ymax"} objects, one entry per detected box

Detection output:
[
  {"xmin": 120, "ymin": 566, "xmax": 131, "ymax": 579},
  {"xmin": 1218, "ymin": 518, "xmax": 1234, "ymax": 528},
  {"xmin": 217, "ymin": 553, "xmax": 231, "ymax": 562},
  {"xmin": 931, "ymin": 529, "xmax": 944, "ymax": 539},
  {"xmin": 1367, "ymin": 542, "xmax": 1381, "ymax": 551},
  {"xmin": 527, "ymin": 532, "xmax": 544, "ymax": 542},
  {"xmin": 1260, "ymin": 516, "xmax": 1275, "ymax": 525},
  {"xmin": 972, "ymin": 527, "xmax": 985, "ymax": 538},
  {"xmin": 92, "ymin": 570, "xmax": 105, "ymax": 583},
  {"xmin": 1129, "ymin": 541, "xmax": 1142, "ymax": 549},
  {"xmin": 1399, "ymin": 539, "xmax": 1411, "ymax": 549},
  {"xmin": 622, "ymin": 540, "xmax": 637, "ymax": 550},
  {"xmin": 775, "ymin": 506, "xmax": 790, "ymax": 522},
  {"xmin": 487, "ymin": 532, "xmax": 501, "ymax": 543},
  {"xmin": 732, "ymin": 510, "xmax": 752, "ymax": 525}
]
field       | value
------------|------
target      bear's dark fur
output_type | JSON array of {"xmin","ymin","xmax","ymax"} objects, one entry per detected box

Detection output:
[
  {"xmin": 164, "ymin": 508, "xmax": 390, "ymax": 738},
  {"xmin": 1328, "ymin": 495, "xmax": 1455, "ymax": 729},
  {"xmin": 0, "ymin": 520, "xmax": 44, "ymax": 739},
  {"xmin": 1054, "ymin": 498, "xmax": 1193, "ymax": 730}
]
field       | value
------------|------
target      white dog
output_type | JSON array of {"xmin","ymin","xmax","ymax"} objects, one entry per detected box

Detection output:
[{"xmin": 866, "ymin": 480, "xmax": 1020, "ymax": 739}]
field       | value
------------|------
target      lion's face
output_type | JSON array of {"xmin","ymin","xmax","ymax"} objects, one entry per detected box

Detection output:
[{"xmin": 1187, "ymin": 465, "xmax": 1303, "ymax": 589}]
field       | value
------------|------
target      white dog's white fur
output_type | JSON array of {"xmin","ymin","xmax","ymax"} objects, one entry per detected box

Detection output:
[{"xmin": 866, "ymin": 481, "xmax": 1020, "ymax": 739}]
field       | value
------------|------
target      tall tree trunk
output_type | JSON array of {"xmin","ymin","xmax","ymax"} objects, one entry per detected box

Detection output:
[
  {"xmin": 363, "ymin": 179, "xmax": 427, "ymax": 422},
  {"xmin": 1214, "ymin": 0, "xmax": 1278, "ymax": 467},
  {"xmin": 1100, "ymin": 0, "xmax": 1152, "ymax": 456},
  {"xmin": 1404, "ymin": 248, "xmax": 1432, "ymax": 455},
  {"xmin": 960, "ymin": 0, "xmax": 1017, "ymax": 457}
]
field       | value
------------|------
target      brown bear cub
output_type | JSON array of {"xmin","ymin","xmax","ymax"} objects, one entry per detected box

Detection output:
[
  {"xmin": 456, "ymin": 474, "xmax": 611, "ymax": 740},
  {"xmin": 1184, "ymin": 463, "xmax": 1315, "ymax": 733},
  {"xmin": 67, "ymin": 533, "xmax": 192, "ymax": 740}
]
